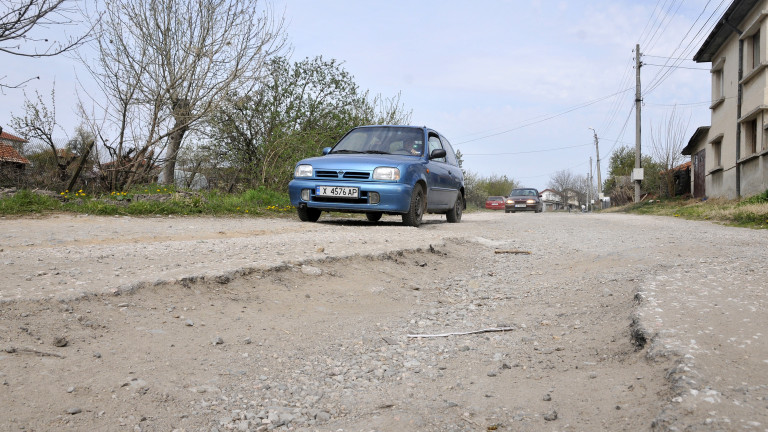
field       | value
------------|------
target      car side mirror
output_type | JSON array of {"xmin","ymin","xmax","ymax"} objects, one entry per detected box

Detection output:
[
  {"xmin": 430, "ymin": 149, "xmax": 447, "ymax": 159},
  {"xmin": 322, "ymin": 147, "xmax": 332, "ymax": 155}
]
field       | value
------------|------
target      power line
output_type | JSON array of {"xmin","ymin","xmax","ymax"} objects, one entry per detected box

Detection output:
[
  {"xmin": 462, "ymin": 142, "xmax": 591, "ymax": 156},
  {"xmin": 643, "ymin": 62, "xmax": 710, "ymax": 70},
  {"xmin": 454, "ymin": 87, "xmax": 633, "ymax": 146},
  {"xmin": 643, "ymin": 0, "xmax": 728, "ymax": 96}
]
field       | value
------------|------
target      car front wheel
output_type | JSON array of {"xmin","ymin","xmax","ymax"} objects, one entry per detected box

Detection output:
[
  {"xmin": 366, "ymin": 212, "xmax": 383, "ymax": 222},
  {"xmin": 446, "ymin": 193, "xmax": 463, "ymax": 223},
  {"xmin": 297, "ymin": 206, "xmax": 321, "ymax": 222},
  {"xmin": 402, "ymin": 185, "xmax": 425, "ymax": 227}
]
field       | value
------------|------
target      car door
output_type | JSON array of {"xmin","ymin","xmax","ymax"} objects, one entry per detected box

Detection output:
[
  {"xmin": 425, "ymin": 134, "xmax": 454, "ymax": 210},
  {"xmin": 439, "ymin": 134, "xmax": 464, "ymax": 195}
]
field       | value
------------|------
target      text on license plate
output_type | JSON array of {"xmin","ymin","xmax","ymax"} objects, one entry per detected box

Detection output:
[
  {"xmin": 515, "ymin": 204, "xmax": 526, "ymax": 207},
  {"xmin": 316, "ymin": 186, "xmax": 359, "ymax": 198}
]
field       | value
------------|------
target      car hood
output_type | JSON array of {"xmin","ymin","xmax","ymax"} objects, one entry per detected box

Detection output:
[{"xmin": 298, "ymin": 153, "xmax": 421, "ymax": 170}]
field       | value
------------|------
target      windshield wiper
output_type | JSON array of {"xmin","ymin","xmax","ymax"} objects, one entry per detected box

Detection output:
[
  {"xmin": 330, "ymin": 149, "xmax": 361, "ymax": 154},
  {"xmin": 362, "ymin": 150, "xmax": 390, "ymax": 154}
]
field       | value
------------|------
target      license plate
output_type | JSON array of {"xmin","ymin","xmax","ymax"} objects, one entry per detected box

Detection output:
[
  {"xmin": 316, "ymin": 186, "xmax": 359, "ymax": 198},
  {"xmin": 515, "ymin": 204, "xmax": 526, "ymax": 208}
]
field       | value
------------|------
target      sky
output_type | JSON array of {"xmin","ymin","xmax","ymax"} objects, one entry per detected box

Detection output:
[{"xmin": 1, "ymin": 0, "xmax": 729, "ymax": 191}]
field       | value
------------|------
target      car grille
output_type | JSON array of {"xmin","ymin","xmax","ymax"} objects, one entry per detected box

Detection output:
[
  {"xmin": 315, "ymin": 170, "xmax": 370, "ymax": 180},
  {"xmin": 314, "ymin": 194, "xmax": 369, "ymax": 204}
]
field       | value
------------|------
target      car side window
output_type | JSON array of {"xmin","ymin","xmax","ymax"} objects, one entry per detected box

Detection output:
[
  {"xmin": 440, "ymin": 135, "xmax": 459, "ymax": 166},
  {"xmin": 428, "ymin": 134, "xmax": 446, "ymax": 163}
]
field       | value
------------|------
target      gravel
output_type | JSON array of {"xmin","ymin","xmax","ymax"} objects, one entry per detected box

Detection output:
[{"xmin": 0, "ymin": 211, "xmax": 766, "ymax": 431}]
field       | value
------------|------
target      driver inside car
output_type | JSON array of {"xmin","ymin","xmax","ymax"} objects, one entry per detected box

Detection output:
[{"xmin": 407, "ymin": 139, "xmax": 423, "ymax": 156}]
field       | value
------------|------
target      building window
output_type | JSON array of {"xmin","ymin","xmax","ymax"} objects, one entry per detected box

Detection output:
[
  {"xmin": 711, "ymin": 57, "xmax": 725, "ymax": 107},
  {"xmin": 745, "ymin": 118, "xmax": 758, "ymax": 155},
  {"xmin": 713, "ymin": 68, "xmax": 724, "ymax": 100},
  {"xmin": 753, "ymin": 31, "xmax": 761, "ymax": 70},
  {"xmin": 712, "ymin": 139, "xmax": 722, "ymax": 168},
  {"xmin": 764, "ymin": 124, "xmax": 768, "ymax": 151}
]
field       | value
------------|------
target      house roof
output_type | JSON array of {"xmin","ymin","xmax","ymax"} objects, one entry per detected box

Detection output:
[
  {"xmin": 0, "ymin": 131, "xmax": 28, "ymax": 143},
  {"xmin": 693, "ymin": 0, "xmax": 761, "ymax": 62},
  {"xmin": 682, "ymin": 126, "xmax": 710, "ymax": 155},
  {"xmin": 0, "ymin": 144, "xmax": 30, "ymax": 164}
]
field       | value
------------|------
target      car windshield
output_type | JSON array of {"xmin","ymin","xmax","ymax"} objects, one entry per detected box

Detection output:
[
  {"xmin": 509, "ymin": 189, "xmax": 537, "ymax": 197},
  {"xmin": 488, "ymin": 196, "xmax": 503, "ymax": 201},
  {"xmin": 330, "ymin": 127, "xmax": 425, "ymax": 156}
]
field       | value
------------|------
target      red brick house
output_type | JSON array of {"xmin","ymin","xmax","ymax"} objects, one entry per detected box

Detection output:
[{"xmin": 0, "ymin": 131, "xmax": 31, "ymax": 168}]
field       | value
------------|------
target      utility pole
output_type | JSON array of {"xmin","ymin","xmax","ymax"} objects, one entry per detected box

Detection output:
[
  {"xmin": 587, "ymin": 156, "xmax": 592, "ymax": 213},
  {"xmin": 634, "ymin": 44, "xmax": 643, "ymax": 203},
  {"xmin": 588, "ymin": 127, "xmax": 602, "ymax": 207}
]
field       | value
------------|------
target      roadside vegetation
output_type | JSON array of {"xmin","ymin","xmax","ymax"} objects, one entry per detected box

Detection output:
[
  {"xmin": 608, "ymin": 190, "xmax": 768, "ymax": 229},
  {"xmin": 0, "ymin": 186, "xmax": 293, "ymax": 217}
]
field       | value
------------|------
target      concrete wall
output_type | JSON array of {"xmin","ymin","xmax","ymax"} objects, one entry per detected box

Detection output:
[{"xmin": 701, "ymin": 1, "xmax": 768, "ymax": 199}]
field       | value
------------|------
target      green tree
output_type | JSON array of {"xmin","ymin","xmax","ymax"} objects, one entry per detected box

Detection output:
[
  {"xmin": 463, "ymin": 172, "xmax": 517, "ymax": 208},
  {"xmin": 207, "ymin": 56, "xmax": 411, "ymax": 190},
  {"xmin": 604, "ymin": 146, "xmax": 663, "ymax": 204}
]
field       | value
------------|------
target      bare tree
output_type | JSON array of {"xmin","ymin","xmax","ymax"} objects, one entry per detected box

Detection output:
[
  {"xmin": 548, "ymin": 169, "xmax": 577, "ymax": 210},
  {"xmin": 1, "ymin": 0, "xmax": 92, "ymax": 88},
  {"xmin": 650, "ymin": 105, "xmax": 690, "ymax": 197},
  {"xmin": 87, "ymin": 0, "xmax": 286, "ymax": 186},
  {"xmin": 10, "ymin": 85, "xmax": 74, "ymax": 181}
]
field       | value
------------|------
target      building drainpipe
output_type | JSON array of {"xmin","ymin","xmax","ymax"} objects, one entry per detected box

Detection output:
[{"xmin": 737, "ymin": 38, "xmax": 743, "ymax": 197}]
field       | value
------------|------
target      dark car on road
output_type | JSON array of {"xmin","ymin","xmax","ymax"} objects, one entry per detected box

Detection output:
[
  {"xmin": 288, "ymin": 125, "xmax": 465, "ymax": 227},
  {"xmin": 505, "ymin": 188, "xmax": 542, "ymax": 213}
]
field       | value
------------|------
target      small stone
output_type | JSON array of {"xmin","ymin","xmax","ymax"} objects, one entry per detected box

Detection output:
[
  {"xmin": 66, "ymin": 407, "xmax": 82, "ymax": 415},
  {"xmin": 53, "ymin": 336, "xmax": 68, "ymax": 347},
  {"xmin": 543, "ymin": 410, "xmax": 558, "ymax": 421},
  {"xmin": 67, "ymin": 387, "xmax": 75, "ymax": 393},
  {"xmin": 213, "ymin": 336, "xmax": 224, "ymax": 345},
  {"xmin": 543, "ymin": 393, "xmax": 552, "ymax": 401},
  {"xmin": 487, "ymin": 371, "xmax": 497, "ymax": 377},
  {"xmin": 93, "ymin": 352, "xmax": 102, "ymax": 358},
  {"xmin": 243, "ymin": 337, "xmax": 252, "ymax": 344},
  {"xmin": 185, "ymin": 320, "xmax": 194, "ymax": 327},
  {"xmin": 301, "ymin": 265, "xmax": 322, "ymax": 276}
]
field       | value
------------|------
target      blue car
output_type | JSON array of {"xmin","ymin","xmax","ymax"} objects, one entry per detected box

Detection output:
[{"xmin": 289, "ymin": 125, "xmax": 465, "ymax": 227}]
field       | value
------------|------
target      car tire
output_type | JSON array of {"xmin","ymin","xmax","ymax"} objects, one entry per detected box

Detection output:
[
  {"xmin": 297, "ymin": 206, "xmax": 321, "ymax": 222},
  {"xmin": 446, "ymin": 193, "xmax": 463, "ymax": 223},
  {"xmin": 366, "ymin": 212, "xmax": 383, "ymax": 222},
  {"xmin": 402, "ymin": 185, "xmax": 425, "ymax": 227}
]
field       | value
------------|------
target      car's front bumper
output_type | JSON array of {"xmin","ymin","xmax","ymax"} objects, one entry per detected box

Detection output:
[
  {"xmin": 505, "ymin": 202, "xmax": 539, "ymax": 212},
  {"xmin": 289, "ymin": 179, "xmax": 414, "ymax": 214}
]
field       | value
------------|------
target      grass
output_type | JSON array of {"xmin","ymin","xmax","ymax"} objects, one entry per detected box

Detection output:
[
  {"xmin": 607, "ymin": 190, "xmax": 768, "ymax": 229},
  {"xmin": 0, "ymin": 185, "xmax": 295, "ymax": 217}
]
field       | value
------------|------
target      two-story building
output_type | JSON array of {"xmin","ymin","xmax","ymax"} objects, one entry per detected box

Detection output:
[{"xmin": 685, "ymin": 0, "xmax": 768, "ymax": 199}]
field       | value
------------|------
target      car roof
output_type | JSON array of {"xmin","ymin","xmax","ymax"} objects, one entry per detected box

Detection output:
[{"xmin": 353, "ymin": 125, "xmax": 434, "ymax": 135}]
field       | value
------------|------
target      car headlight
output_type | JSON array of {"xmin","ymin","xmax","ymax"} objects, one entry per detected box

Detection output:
[
  {"xmin": 506, "ymin": 199, "xmax": 514, "ymax": 204},
  {"xmin": 526, "ymin": 199, "xmax": 536, "ymax": 204},
  {"xmin": 294, "ymin": 164, "xmax": 313, "ymax": 177},
  {"xmin": 373, "ymin": 167, "xmax": 400, "ymax": 181}
]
